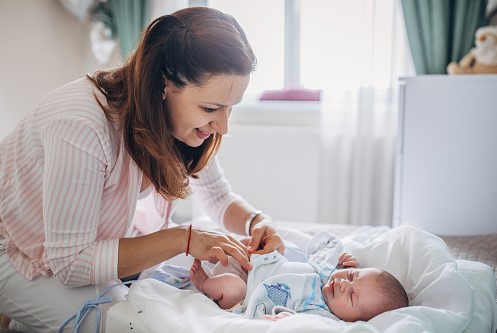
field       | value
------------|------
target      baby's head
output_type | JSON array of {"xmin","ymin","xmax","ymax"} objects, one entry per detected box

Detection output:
[{"xmin": 322, "ymin": 267, "xmax": 408, "ymax": 322}]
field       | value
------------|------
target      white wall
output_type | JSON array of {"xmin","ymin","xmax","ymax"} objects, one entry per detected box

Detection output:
[
  {"xmin": 0, "ymin": 0, "xmax": 119, "ymax": 139},
  {"xmin": 174, "ymin": 104, "xmax": 323, "ymax": 224},
  {"xmin": 217, "ymin": 124, "xmax": 321, "ymax": 223}
]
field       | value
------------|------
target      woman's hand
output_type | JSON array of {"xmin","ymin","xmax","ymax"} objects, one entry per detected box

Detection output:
[
  {"xmin": 247, "ymin": 218, "xmax": 285, "ymax": 255},
  {"xmin": 188, "ymin": 227, "xmax": 252, "ymax": 271}
]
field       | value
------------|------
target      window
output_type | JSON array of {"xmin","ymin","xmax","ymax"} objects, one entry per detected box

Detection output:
[
  {"xmin": 207, "ymin": 0, "xmax": 409, "ymax": 97},
  {"xmin": 208, "ymin": 0, "xmax": 285, "ymax": 96}
]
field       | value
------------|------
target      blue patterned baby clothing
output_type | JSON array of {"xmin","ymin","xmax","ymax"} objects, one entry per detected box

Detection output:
[
  {"xmin": 235, "ymin": 232, "xmax": 344, "ymax": 321},
  {"xmin": 242, "ymin": 272, "xmax": 337, "ymax": 320}
]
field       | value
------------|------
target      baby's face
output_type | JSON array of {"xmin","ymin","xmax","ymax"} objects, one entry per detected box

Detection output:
[{"xmin": 322, "ymin": 267, "xmax": 384, "ymax": 322}]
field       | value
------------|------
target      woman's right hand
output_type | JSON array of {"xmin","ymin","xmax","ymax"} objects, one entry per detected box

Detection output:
[{"xmin": 187, "ymin": 227, "xmax": 252, "ymax": 271}]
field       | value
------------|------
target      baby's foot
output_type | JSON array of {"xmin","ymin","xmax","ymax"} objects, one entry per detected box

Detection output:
[{"xmin": 189, "ymin": 258, "xmax": 209, "ymax": 292}]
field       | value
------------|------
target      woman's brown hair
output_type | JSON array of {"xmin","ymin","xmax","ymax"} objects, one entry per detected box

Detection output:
[{"xmin": 88, "ymin": 7, "xmax": 256, "ymax": 200}]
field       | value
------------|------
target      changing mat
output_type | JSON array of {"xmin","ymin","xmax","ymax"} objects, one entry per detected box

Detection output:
[{"xmin": 107, "ymin": 224, "xmax": 497, "ymax": 333}]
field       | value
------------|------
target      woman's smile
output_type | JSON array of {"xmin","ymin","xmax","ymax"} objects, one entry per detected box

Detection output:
[
  {"xmin": 164, "ymin": 74, "xmax": 250, "ymax": 147},
  {"xmin": 195, "ymin": 128, "xmax": 212, "ymax": 140}
]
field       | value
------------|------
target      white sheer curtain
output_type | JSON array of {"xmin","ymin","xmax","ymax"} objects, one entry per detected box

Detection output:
[
  {"xmin": 149, "ymin": 0, "xmax": 416, "ymax": 226},
  {"xmin": 316, "ymin": 0, "xmax": 415, "ymax": 226}
]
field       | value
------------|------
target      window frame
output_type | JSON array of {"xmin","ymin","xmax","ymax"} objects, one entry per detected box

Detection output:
[{"xmin": 198, "ymin": 0, "xmax": 302, "ymax": 94}]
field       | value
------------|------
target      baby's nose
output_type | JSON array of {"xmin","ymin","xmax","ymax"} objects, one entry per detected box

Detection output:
[{"xmin": 337, "ymin": 278, "xmax": 352, "ymax": 292}]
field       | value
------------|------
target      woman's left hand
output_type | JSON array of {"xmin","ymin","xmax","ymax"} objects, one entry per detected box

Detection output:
[{"xmin": 247, "ymin": 218, "xmax": 285, "ymax": 255}]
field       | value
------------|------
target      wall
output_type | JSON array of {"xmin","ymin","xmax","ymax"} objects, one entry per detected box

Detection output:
[
  {"xmin": 175, "ymin": 103, "xmax": 323, "ymax": 224},
  {"xmin": 217, "ymin": 123, "xmax": 321, "ymax": 223},
  {"xmin": 0, "ymin": 0, "xmax": 119, "ymax": 139}
]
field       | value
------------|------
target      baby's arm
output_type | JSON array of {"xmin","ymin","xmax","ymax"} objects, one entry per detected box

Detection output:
[{"xmin": 338, "ymin": 252, "xmax": 358, "ymax": 268}]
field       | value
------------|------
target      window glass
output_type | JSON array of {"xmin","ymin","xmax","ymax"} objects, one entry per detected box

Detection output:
[
  {"xmin": 209, "ymin": 0, "xmax": 403, "ymax": 94},
  {"xmin": 301, "ymin": 0, "xmax": 396, "ymax": 90},
  {"xmin": 208, "ymin": 0, "xmax": 285, "ymax": 95}
]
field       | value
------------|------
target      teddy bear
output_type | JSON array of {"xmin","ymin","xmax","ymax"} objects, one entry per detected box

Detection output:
[{"xmin": 447, "ymin": 25, "xmax": 497, "ymax": 74}]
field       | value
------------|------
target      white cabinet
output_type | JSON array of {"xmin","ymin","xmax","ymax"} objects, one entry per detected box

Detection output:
[{"xmin": 394, "ymin": 75, "xmax": 497, "ymax": 235}]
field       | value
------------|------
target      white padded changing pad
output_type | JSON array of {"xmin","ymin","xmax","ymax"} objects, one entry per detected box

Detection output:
[{"xmin": 106, "ymin": 224, "xmax": 497, "ymax": 333}]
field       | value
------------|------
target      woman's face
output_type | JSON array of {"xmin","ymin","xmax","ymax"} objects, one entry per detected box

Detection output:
[{"xmin": 164, "ymin": 74, "xmax": 250, "ymax": 147}]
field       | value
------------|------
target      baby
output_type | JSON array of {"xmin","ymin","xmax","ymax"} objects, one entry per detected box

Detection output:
[{"xmin": 190, "ymin": 232, "xmax": 408, "ymax": 322}]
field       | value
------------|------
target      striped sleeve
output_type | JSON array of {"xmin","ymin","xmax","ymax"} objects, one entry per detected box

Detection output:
[
  {"xmin": 190, "ymin": 157, "xmax": 240, "ymax": 228},
  {"xmin": 41, "ymin": 117, "xmax": 118, "ymax": 286}
]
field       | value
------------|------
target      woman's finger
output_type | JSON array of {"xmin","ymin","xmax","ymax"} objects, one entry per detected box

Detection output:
[
  {"xmin": 206, "ymin": 246, "xmax": 229, "ymax": 267},
  {"xmin": 247, "ymin": 227, "xmax": 265, "ymax": 253},
  {"xmin": 189, "ymin": 228, "xmax": 251, "ymax": 270},
  {"xmin": 246, "ymin": 218, "xmax": 278, "ymax": 252},
  {"xmin": 225, "ymin": 234, "xmax": 249, "ymax": 257},
  {"xmin": 221, "ymin": 243, "xmax": 252, "ymax": 271},
  {"xmin": 251, "ymin": 234, "xmax": 285, "ymax": 255}
]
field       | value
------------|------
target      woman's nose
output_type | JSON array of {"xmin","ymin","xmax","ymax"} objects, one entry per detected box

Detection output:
[{"xmin": 210, "ymin": 108, "xmax": 230, "ymax": 135}]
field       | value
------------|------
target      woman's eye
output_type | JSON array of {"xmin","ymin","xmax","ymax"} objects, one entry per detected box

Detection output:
[{"xmin": 203, "ymin": 107, "xmax": 217, "ymax": 113}]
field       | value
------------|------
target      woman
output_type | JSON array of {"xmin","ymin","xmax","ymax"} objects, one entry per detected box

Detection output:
[{"xmin": 0, "ymin": 7, "xmax": 283, "ymax": 332}]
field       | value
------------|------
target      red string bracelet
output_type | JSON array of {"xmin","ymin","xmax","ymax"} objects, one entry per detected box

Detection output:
[{"xmin": 185, "ymin": 224, "xmax": 193, "ymax": 256}]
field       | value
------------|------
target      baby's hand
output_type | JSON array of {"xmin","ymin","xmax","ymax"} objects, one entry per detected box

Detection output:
[
  {"xmin": 263, "ymin": 311, "xmax": 293, "ymax": 321},
  {"xmin": 338, "ymin": 252, "xmax": 358, "ymax": 268}
]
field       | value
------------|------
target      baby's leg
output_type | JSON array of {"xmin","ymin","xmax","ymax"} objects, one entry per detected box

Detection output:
[{"xmin": 190, "ymin": 259, "xmax": 247, "ymax": 309}]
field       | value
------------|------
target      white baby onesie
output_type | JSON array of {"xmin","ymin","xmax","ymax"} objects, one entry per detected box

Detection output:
[{"xmin": 236, "ymin": 231, "xmax": 344, "ymax": 319}]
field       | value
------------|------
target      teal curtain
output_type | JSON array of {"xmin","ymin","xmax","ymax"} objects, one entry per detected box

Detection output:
[
  {"xmin": 109, "ymin": 0, "xmax": 152, "ymax": 59},
  {"xmin": 401, "ymin": 0, "xmax": 488, "ymax": 74}
]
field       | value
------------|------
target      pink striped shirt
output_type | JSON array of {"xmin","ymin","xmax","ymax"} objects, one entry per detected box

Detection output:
[{"xmin": 0, "ymin": 77, "xmax": 238, "ymax": 287}]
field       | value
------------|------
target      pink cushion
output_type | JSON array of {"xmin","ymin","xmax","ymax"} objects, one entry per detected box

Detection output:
[{"xmin": 259, "ymin": 88, "xmax": 321, "ymax": 101}]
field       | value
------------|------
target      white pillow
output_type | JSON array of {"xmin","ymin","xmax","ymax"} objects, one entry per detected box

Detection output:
[
  {"xmin": 114, "ymin": 224, "xmax": 492, "ymax": 333},
  {"xmin": 456, "ymin": 260, "xmax": 497, "ymax": 333},
  {"xmin": 342, "ymin": 225, "xmax": 474, "ymax": 333}
]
